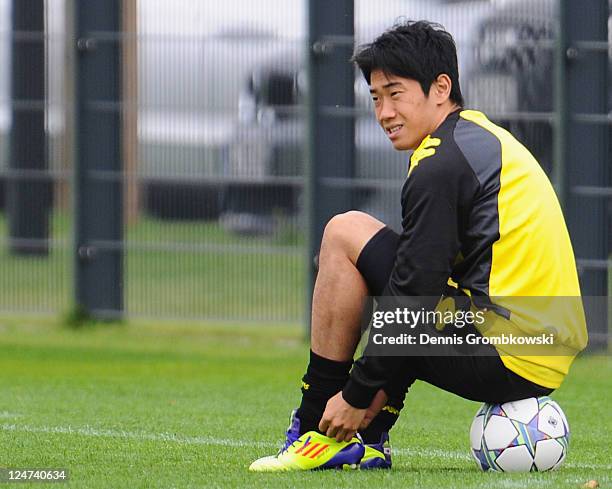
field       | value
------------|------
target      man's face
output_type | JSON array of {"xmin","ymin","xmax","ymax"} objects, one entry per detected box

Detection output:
[{"xmin": 369, "ymin": 70, "xmax": 440, "ymax": 151}]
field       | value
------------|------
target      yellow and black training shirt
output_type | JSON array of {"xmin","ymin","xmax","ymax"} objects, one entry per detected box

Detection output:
[{"xmin": 343, "ymin": 109, "xmax": 587, "ymax": 408}]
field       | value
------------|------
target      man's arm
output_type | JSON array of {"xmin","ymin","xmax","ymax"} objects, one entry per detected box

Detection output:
[{"xmin": 342, "ymin": 157, "xmax": 466, "ymax": 409}]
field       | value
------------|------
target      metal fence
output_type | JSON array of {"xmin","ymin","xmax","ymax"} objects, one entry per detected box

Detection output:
[{"xmin": 0, "ymin": 0, "xmax": 609, "ymax": 328}]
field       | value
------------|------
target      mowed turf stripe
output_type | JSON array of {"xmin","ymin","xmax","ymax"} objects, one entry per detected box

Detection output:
[
  {"xmin": 0, "ymin": 423, "xmax": 274, "ymax": 448},
  {"xmin": 1, "ymin": 422, "xmax": 610, "ymax": 471},
  {"xmin": 0, "ymin": 422, "xmax": 468, "ymax": 458},
  {"xmin": 0, "ymin": 411, "xmax": 21, "ymax": 419},
  {"xmin": 0, "ymin": 422, "xmax": 471, "ymax": 459}
]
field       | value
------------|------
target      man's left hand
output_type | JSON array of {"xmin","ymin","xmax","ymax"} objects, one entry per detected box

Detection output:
[{"xmin": 319, "ymin": 391, "xmax": 367, "ymax": 442}]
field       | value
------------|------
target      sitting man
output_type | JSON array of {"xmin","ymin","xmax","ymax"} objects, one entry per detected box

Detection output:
[{"xmin": 249, "ymin": 20, "xmax": 587, "ymax": 471}]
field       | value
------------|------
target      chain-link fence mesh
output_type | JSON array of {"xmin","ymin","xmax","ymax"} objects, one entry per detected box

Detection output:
[{"xmin": 0, "ymin": 0, "xmax": 609, "ymax": 323}]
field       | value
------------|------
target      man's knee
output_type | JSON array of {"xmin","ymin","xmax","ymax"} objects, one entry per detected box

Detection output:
[
  {"xmin": 321, "ymin": 211, "xmax": 385, "ymax": 263},
  {"xmin": 322, "ymin": 211, "xmax": 367, "ymax": 246}
]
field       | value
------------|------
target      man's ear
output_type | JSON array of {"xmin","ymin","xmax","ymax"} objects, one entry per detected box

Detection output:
[{"xmin": 431, "ymin": 74, "xmax": 452, "ymax": 104}]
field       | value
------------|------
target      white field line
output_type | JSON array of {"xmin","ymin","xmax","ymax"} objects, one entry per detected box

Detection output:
[
  {"xmin": 0, "ymin": 423, "xmax": 610, "ymax": 471},
  {"xmin": 493, "ymin": 478, "xmax": 612, "ymax": 489},
  {"xmin": 394, "ymin": 446, "xmax": 471, "ymax": 460},
  {"xmin": 0, "ymin": 412, "xmax": 22, "ymax": 419},
  {"xmin": 492, "ymin": 481, "xmax": 570, "ymax": 489},
  {"xmin": 0, "ymin": 423, "xmax": 274, "ymax": 449},
  {"xmin": 565, "ymin": 462, "xmax": 612, "ymax": 470}
]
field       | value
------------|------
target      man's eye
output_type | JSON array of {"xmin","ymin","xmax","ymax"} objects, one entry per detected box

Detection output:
[{"xmin": 390, "ymin": 91, "xmax": 401, "ymax": 98}]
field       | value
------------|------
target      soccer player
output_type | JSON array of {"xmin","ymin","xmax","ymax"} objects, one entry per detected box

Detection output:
[{"xmin": 249, "ymin": 20, "xmax": 587, "ymax": 471}]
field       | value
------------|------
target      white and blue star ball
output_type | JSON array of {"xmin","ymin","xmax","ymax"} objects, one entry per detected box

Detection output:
[{"xmin": 470, "ymin": 396, "xmax": 569, "ymax": 472}]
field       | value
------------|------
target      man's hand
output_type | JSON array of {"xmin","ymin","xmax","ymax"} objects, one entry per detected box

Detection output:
[{"xmin": 319, "ymin": 392, "xmax": 367, "ymax": 442}]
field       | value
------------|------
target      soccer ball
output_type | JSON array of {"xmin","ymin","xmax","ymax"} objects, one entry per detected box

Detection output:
[{"xmin": 470, "ymin": 396, "xmax": 570, "ymax": 472}]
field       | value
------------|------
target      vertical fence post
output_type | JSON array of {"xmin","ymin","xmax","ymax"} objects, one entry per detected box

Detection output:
[
  {"xmin": 73, "ymin": 0, "xmax": 123, "ymax": 319},
  {"xmin": 305, "ymin": 0, "xmax": 355, "ymax": 333},
  {"xmin": 8, "ymin": 0, "xmax": 49, "ymax": 255},
  {"xmin": 560, "ymin": 0, "xmax": 609, "ymax": 347},
  {"xmin": 553, "ymin": 0, "xmax": 568, "ymax": 209},
  {"xmin": 122, "ymin": 0, "xmax": 139, "ymax": 225}
]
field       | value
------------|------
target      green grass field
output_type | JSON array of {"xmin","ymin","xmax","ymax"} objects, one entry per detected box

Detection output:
[
  {"xmin": 0, "ymin": 317, "xmax": 609, "ymax": 488},
  {"xmin": 0, "ymin": 212, "xmax": 305, "ymax": 320}
]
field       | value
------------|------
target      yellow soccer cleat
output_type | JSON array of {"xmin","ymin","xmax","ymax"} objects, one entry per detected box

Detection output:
[
  {"xmin": 359, "ymin": 432, "xmax": 392, "ymax": 469},
  {"xmin": 249, "ymin": 410, "xmax": 365, "ymax": 472}
]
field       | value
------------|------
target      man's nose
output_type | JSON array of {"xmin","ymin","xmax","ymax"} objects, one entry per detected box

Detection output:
[{"xmin": 377, "ymin": 98, "xmax": 396, "ymax": 122}]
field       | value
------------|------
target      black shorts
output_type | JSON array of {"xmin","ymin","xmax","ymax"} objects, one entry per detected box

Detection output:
[
  {"xmin": 356, "ymin": 226, "xmax": 401, "ymax": 296},
  {"xmin": 355, "ymin": 226, "xmax": 553, "ymax": 405}
]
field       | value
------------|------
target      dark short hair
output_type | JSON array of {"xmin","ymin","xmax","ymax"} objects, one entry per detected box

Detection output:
[{"xmin": 352, "ymin": 20, "xmax": 464, "ymax": 107}]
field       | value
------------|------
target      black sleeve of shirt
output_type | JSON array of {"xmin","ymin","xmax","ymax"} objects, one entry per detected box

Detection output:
[{"xmin": 342, "ymin": 154, "xmax": 468, "ymax": 409}]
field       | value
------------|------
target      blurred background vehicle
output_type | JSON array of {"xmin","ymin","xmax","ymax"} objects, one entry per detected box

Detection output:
[
  {"xmin": 138, "ymin": 26, "xmax": 288, "ymax": 221},
  {"xmin": 467, "ymin": 0, "xmax": 612, "ymax": 177},
  {"xmin": 137, "ymin": 0, "xmax": 304, "ymax": 222},
  {"xmin": 220, "ymin": 0, "xmax": 495, "ymax": 233}
]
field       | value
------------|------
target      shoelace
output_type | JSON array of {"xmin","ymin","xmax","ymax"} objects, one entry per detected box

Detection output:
[{"xmin": 278, "ymin": 434, "xmax": 300, "ymax": 455}]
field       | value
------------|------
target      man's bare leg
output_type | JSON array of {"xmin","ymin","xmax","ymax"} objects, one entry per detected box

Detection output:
[
  {"xmin": 296, "ymin": 211, "xmax": 385, "ymax": 433},
  {"xmin": 311, "ymin": 211, "xmax": 385, "ymax": 359}
]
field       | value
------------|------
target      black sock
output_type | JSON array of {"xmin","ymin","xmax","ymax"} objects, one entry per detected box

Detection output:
[
  {"xmin": 295, "ymin": 350, "xmax": 353, "ymax": 434},
  {"xmin": 359, "ymin": 360, "xmax": 414, "ymax": 444},
  {"xmin": 359, "ymin": 402, "xmax": 402, "ymax": 444}
]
